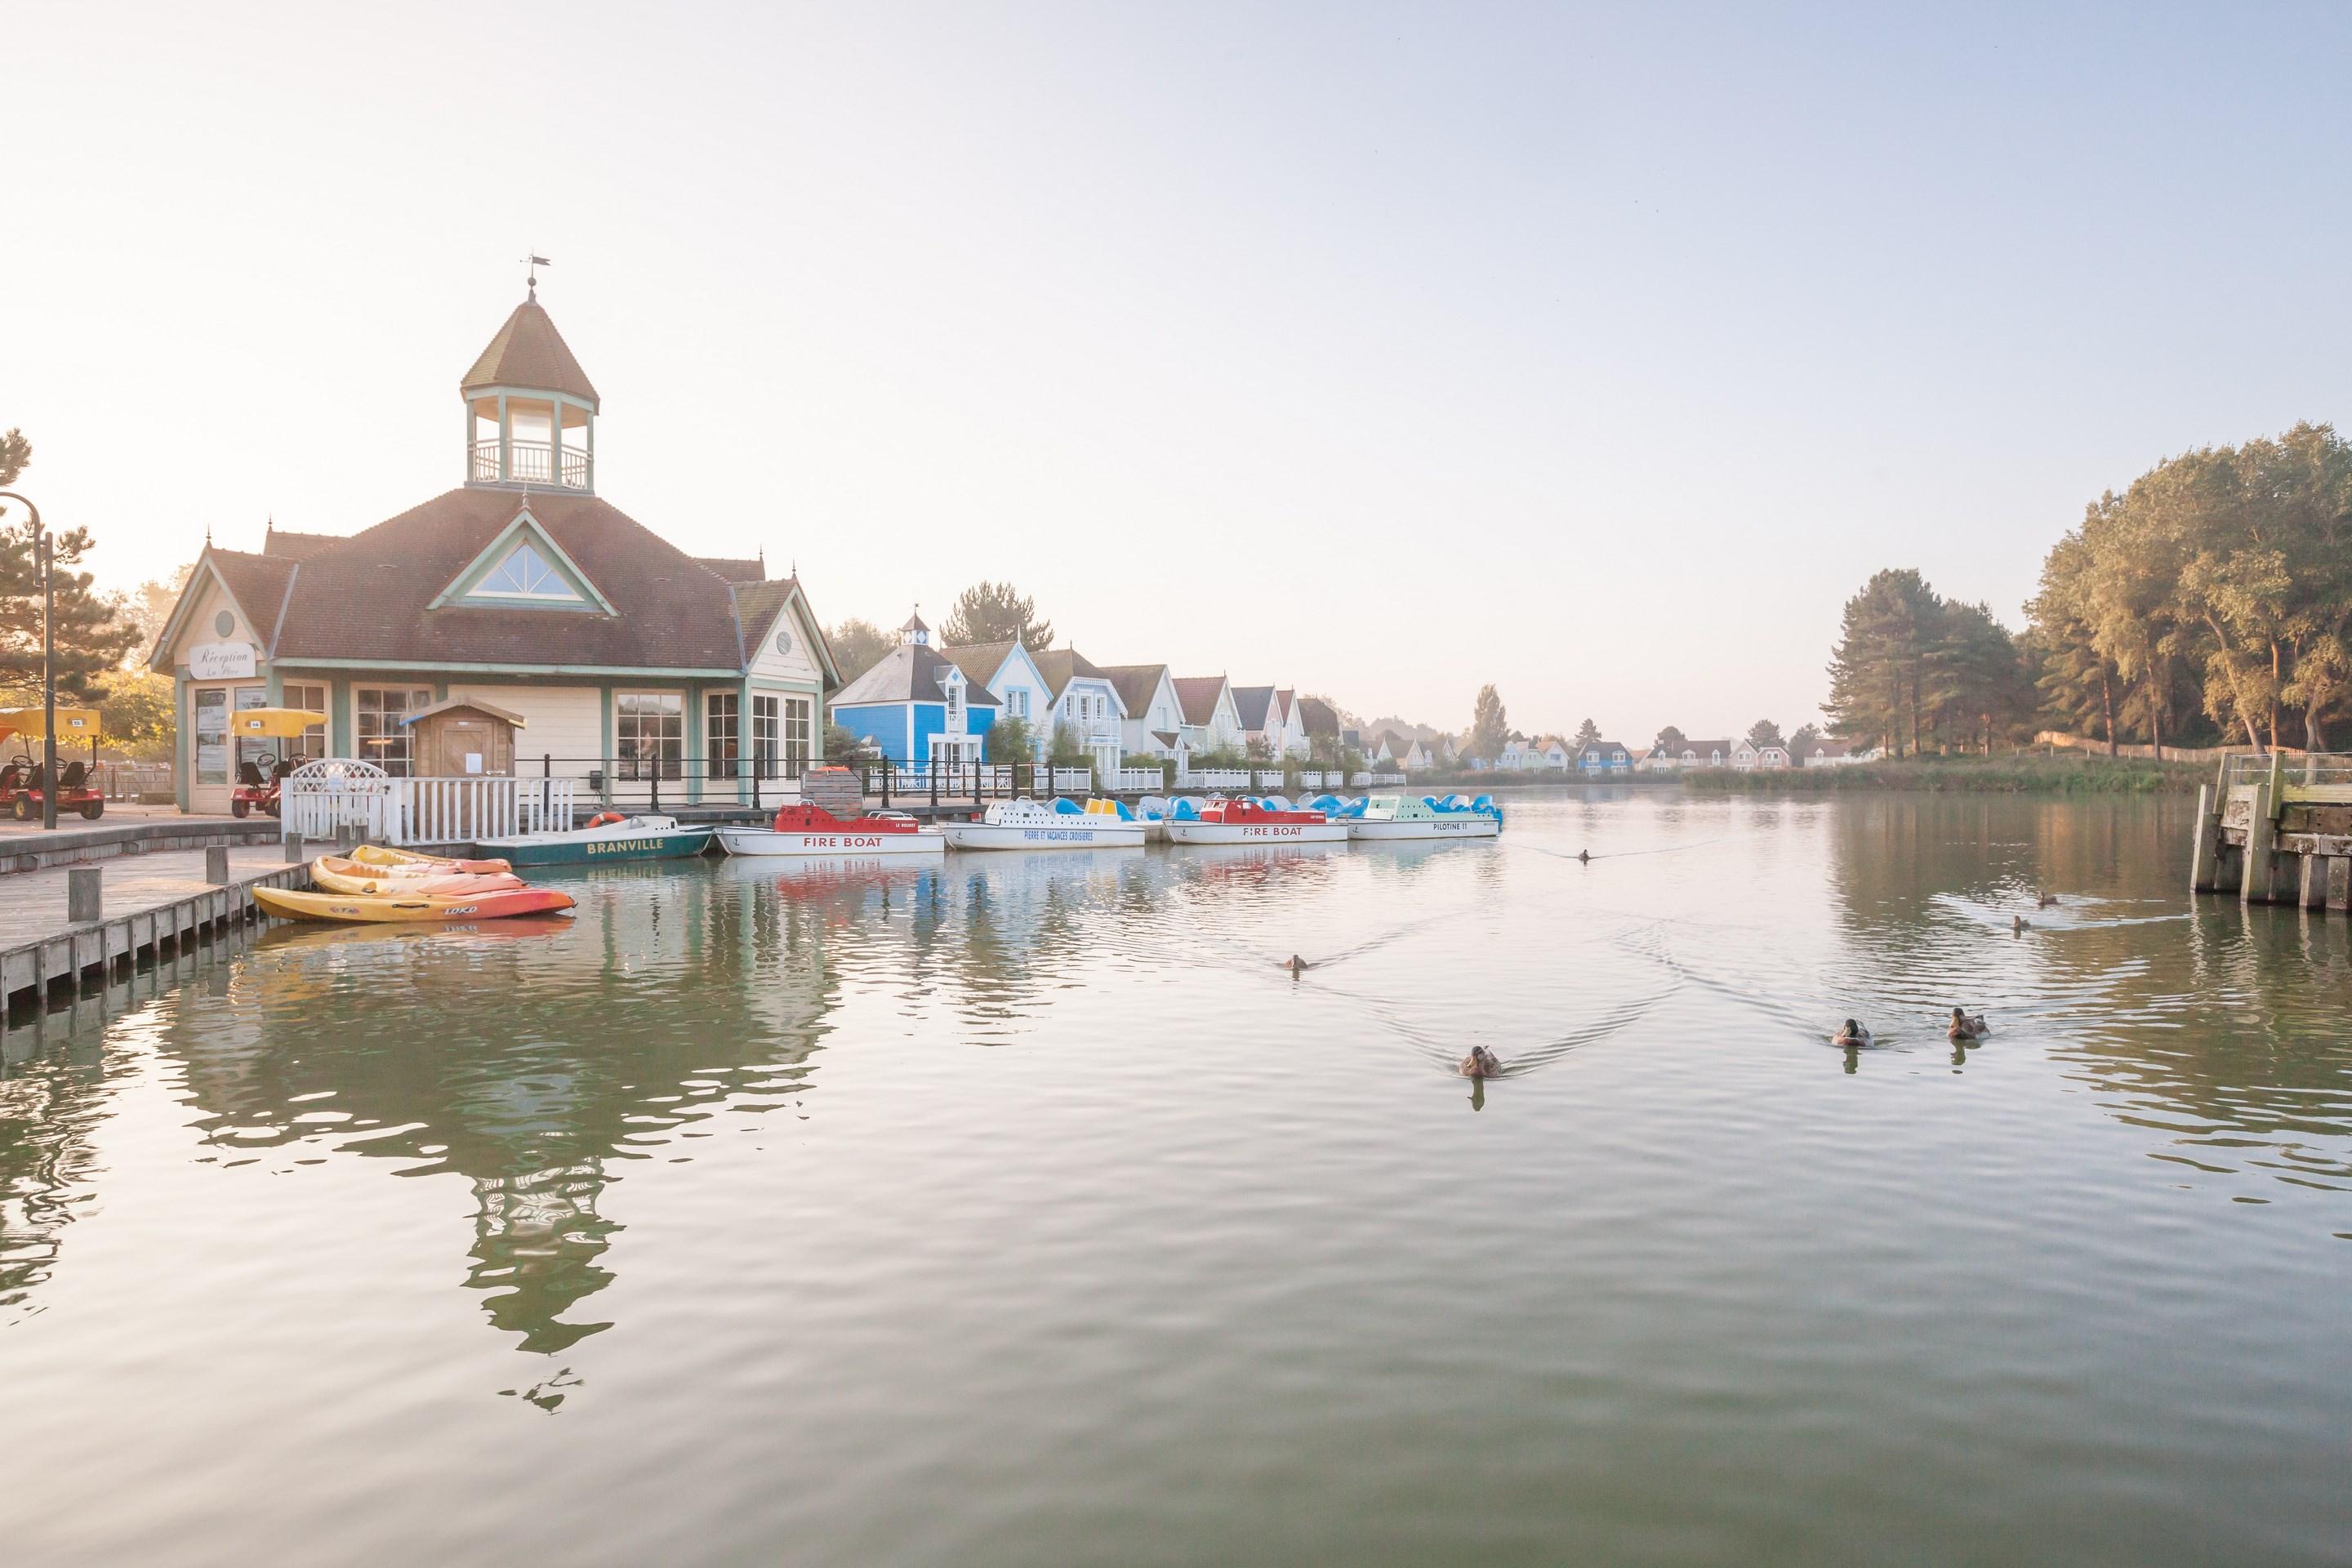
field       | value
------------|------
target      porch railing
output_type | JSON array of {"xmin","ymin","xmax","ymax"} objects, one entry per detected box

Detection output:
[
  {"xmin": 284, "ymin": 764, "xmax": 577, "ymax": 845},
  {"xmin": 468, "ymin": 438, "xmax": 591, "ymax": 489}
]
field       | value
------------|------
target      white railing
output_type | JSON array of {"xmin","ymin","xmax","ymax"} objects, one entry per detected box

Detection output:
[
  {"xmin": 1051, "ymin": 768, "xmax": 1094, "ymax": 795},
  {"xmin": 402, "ymin": 775, "xmax": 576, "ymax": 844},
  {"xmin": 1111, "ymin": 767, "xmax": 1168, "ymax": 793},
  {"xmin": 1349, "ymin": 771, "xmax": 1373, "ymax": 786},
  {"xmin": 1367, "ymin": 772, "xmax": 1406, "ymax": 785},
  {"xmin": 282, "ymin": 759, "xmax": 576, "ymax": 844},
  {"xmin": 1254, "ymin": 769, "xmax": 1286, "ymax": 789},
  {"xmin": 1180, "ymin": 768, "xmax": 1250, "ymax": 790}
]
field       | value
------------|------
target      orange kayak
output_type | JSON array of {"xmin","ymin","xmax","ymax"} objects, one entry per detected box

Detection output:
[
  {"xmin": 313, "ymin": 856, "xmax": 525, "ymax": 896},
  {"xmin": 255, "ymin": 884, "xmax": 576, "ymax": 924},
  {"xmin": 346, "ymin": 844, "xmax": 514, "ymax": 875}
]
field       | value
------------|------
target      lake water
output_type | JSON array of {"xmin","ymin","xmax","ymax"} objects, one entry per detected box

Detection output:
[{"xmin": 3, "ymin": 791, "xmax": 2348, "ymax": 1566}]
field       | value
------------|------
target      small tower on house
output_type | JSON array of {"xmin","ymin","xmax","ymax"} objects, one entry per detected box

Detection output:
[
  {"xmin": 462, "ymin": 275, "xmax": 599, "ymax": 492},
  {"xmin": 900, "ymin": 608, "xmax": 930, "ymax": 647}
]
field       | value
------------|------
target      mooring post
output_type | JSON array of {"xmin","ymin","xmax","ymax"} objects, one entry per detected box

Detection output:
[
  {"xmin": 67, "ymin": 866, "xmax": 101, "ymax": 924},
  {"xmin": 2242, "ymin": 778, "xmax": 2277, "ymax": 906},
  {"xmin": 2329, "ymin": 858, "xmax": 2351, "ymax": 914},
  {"xmin": 283, "ymin": 831, "xmax": 306, "ymax": 865},
  {"xmin": 204, "ymin": 845, "xmax": 230, "ymax": 886},
  {"xmin": 2190, "ymin": 783, "xmax": 2219, "ymax": 893},
  {"xmin": 2299, "ymin": 853, "xmax": 2328, "ymax": 911}
]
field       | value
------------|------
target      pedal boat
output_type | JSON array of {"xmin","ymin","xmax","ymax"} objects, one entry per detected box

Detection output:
[
  {"xmin": 937, "ymin": 797, "xmax": 1147, "ymax": 850},
  {"xmin": 1164, "ymin": 797, "xmax": 1349, "ymax": 844},
  {"xmin": 348, "ymin": 844, "xmax": 512, "ymax": 875},
  {"xmin": 715, "ymin": 803, "xmax": 944, "ymax": 857},
  {"xmin": 312, "ymin": 856, "xmax": 527, "ymax": 896},
  {"xmin": 255, "ymin": 884, "xmax": 577, "ymax": 924},
  {"xmin": 473, "ymin": 813, "xmax": 715, "ymax": 867},
  {"xmin": 1344, "ymin": 793, "xmax": 1503, "ymax": 840}
]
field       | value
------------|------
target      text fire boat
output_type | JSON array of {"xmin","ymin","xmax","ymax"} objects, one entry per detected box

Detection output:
[
  {"xmin": 1163, "ymin": 797, "xmax": 1350, "ymax": 845},
  {"xmin": 715, "ymin": 802, "xmax": 945, "ymax": 857}
]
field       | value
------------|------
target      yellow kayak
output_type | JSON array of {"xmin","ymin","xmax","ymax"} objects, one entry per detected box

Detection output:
[
  {"xmin": 254, "ymin": 884, "xmax": 577, "ymax": 924},
  {"xmin": 311, "ymin": 856, "xmax": 524, "ymax": 897},
  {"xmin": 347, "ymin": 844, "xmax": 514, "ymax": 875}
]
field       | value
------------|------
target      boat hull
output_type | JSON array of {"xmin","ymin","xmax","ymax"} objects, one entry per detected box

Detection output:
[
  {"xmin": 1165, "ymin": 821, "xmax": 1351, "ymax": 844},
  {"xmin": 938, "ymin": 820, "xmax": 1147, "ymax": 850},
  {"xmin": 716, "ymin": 826, "xmax": 944, "ymax": 857},
  {"xmin": 1345, "ymin": 817, "xmax": 1499, "ymax": 840},
  {"xmin": 479, "ymin": 829, "xmax": 713, "ymax": 867},
  {"xmin": 255, "ymin": 884, "xmax": 577, "ymax": 924}
]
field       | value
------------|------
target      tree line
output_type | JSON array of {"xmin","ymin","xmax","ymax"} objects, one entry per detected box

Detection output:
[{"xmin": 1826, "ymin": 421, "xmax": 2352, "ymax": 758}]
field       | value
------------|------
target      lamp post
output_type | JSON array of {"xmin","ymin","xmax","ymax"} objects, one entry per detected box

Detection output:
[{"xmin": 0, "ymin": 492, "xmax": 58, "ymax": 830}]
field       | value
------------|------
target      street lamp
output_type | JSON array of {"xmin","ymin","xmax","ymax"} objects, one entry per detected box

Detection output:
[{"xmin": 0, "ymin": 491, "xmax": 59, "ymax": 830}]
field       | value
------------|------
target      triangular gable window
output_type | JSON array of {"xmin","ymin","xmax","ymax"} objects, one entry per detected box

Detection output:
[{"xmin": 477, "ymin": 541, "xmax": 577, "ymax": 600}]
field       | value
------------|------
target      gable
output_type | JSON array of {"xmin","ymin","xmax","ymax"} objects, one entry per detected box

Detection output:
[
  {"xmin": 154, "ymin": 558, "xmax": 267, "ymax": 670},
  {"xmin": 431, "ymin": 507, "xmax": 614, "ymax": 615},
  {"xmin": 746, "ymin": 590, "xmax": 826, "ymax": 684}
]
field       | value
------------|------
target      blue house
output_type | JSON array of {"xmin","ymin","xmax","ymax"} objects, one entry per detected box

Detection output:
[
  {"xmin": 1576, "ymin": 740, "xmax": 1633, "ymax": 774},
  {"xmin": 827, "ymin": 612, "xmax": 1000, "ymax": 771}
]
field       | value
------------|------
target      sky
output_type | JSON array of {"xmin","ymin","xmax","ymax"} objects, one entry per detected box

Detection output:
[{"xmin": 5, "ymin": 2, "xmax": 2348, "ymax": 741}]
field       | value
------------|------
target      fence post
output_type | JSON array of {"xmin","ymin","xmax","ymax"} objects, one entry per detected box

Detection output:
[
  {"xmin": 880, "ymin": 763, "xmax": 892, "ymax": 810},
  {"xmin": 650, "ymin": 764, "xmax": 662, "ymax": 814},
  {"xmin": 930, "ymin": 765, "xmax": 939, "ymax": 813},
  {"xmin": 68, "ymin": 866, "xmax": 102, "ymax": 924}
]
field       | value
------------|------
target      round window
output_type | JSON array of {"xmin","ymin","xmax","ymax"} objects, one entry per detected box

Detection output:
[
  {"xmin": 214, "ymin": 609, "xmax": 236, "ymax": 637},
  {"xmin": 774, "ymin": 628, "xmax": 792, "ymax": 657}
]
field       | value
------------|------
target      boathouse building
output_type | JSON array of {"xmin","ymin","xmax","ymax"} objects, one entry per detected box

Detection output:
[{"xmin": 149, "ymin": 287, "xmax": 836, "ymax": 816}]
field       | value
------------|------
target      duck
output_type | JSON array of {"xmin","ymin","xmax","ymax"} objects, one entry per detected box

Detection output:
[
  {"xmin": 1458, "ymin": 1045, "xmax": 1506, "ymax": 1079},
  {"xmin": 2012, "ymin": 914, "xmax": 2031, "ymax": 933},
  {"xmin": 1948, "ymin": 1007, "xmax": 1984, "ymax": 1042},
  {"xmin": 1283, "ymin": 954, "xmax": 1311, "ymax": 977},
  {"xmin": 2037, "ymin": 890, "xmax": 2060, "ymax": 908},
  {"xmin": 1830, "ymin": 1018, "xmax": 1872, "ymax": 1047}
]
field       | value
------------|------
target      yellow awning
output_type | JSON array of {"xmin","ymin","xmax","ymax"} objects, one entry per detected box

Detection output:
[
  {"xmin": 0, "ymin": 707, "xmax": 100, "ymax": 742},
  {"xmin": 230, "ymin": 707, "xmax": 329, "ymax": 739}
]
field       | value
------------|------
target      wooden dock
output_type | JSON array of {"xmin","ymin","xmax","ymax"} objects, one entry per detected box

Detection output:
[
  {"xmin": 2190, "ymin": 753, "xmax": 2352, "ymax": 910},
  {"xmin": 0, "ymin": 846, "xmax": 312, "ymax": 1017}
]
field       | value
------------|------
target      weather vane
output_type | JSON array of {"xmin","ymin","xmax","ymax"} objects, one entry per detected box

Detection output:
[{"xmin": 523, "ymin": 251, "xmax": 551, "ymax": 296}]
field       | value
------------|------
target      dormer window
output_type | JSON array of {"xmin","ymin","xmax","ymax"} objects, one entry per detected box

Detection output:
[{"xmin": 475, "ymin": 541, "xmax": 579, "ymax": 600}]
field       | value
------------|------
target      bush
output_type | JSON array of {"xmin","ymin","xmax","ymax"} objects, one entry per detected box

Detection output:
[{"xmin": 1682, "ymin": 755, "xmax": 2202, "ymax": 795}]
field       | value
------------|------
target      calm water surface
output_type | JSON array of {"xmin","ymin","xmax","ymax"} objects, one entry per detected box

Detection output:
[{"xmin": 2, "ymin": 791, "xmax": 2348, "ymax": 1566}]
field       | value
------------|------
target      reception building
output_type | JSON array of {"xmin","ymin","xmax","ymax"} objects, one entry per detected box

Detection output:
[{"xmin": 149, "ymin": 284, "xmax": 836, "ymax": 816}]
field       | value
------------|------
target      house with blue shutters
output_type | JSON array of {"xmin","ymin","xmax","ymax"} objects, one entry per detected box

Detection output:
[{"xmin": 827, "ymin": 612, "xmax": 1002, "ymax": 770}]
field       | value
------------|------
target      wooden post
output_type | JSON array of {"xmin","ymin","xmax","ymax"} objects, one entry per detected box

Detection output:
[
  {"xmin": 2242, "ymin": 780, "xmax": 2277, "ymax": 905},
  {"xmin": 283, "ymin": 831, "xmax": 306, "ymax": 864},
  {"xmin": 67, "ymin": 866, "xmax": 101, "ymax": 924},
  {"xmin": 2299, "ymin": 852, "xmax": 2329, "ymax": 911},
  {"xmin": 2329, "ymin": 858, "xmax": 2350, "ymax": 913},
  {"xmin": 2190, "ymin": 784, "xmax": 2220, "ymax": 893},
  {"xmin": 204, "ymin": 845, "xmax": 230, "ymax": 885}
]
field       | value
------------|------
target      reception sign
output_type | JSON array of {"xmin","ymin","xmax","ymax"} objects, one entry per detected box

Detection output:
[{"xmin": 189, "ymin": 642, "xmax": 258, "ymax": 679}]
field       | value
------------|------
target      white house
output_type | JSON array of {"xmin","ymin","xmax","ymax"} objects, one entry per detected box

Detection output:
[
  {"xmin": 1673, "ymin": 739, "xmax": 1734, "ymax": 768},
  {"xmin": 1793, "ymin": 735, "xmax": 1876, "ymax": 766},
  {"xmin": 1101, "ymin": 663, "xmax": 1186, "ymax": 762},
  {"xmin": 941, "ymin": 639, "xmax": 1055, "ymax": 761},
  {"xmin": 1401, "ymin": 737, "xmax": 1434, "ymax": 772},
  {"xmin": 1539, "ymin": 737, "xmax": 1573, "ymax": 771},
  {"xmin": 1732, "ymin": 737, "xmax": 1793, "ymax": 770},
  {"xmin": 1174, "ymin": 675, "xmax": 1244, "ymax": 755},
  {"xmin": 1033, "ymin": 648, "xmax": 1126, "ymax": 777}
]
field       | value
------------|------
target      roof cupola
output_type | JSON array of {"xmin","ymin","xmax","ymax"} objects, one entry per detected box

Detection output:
[
  {"xmin": 900, "ymin": 607, "xmax": 930, "ymax": 647},
  {"xmin": 463, "ymin": 263, "xmax": 599, "ymax": 493}
]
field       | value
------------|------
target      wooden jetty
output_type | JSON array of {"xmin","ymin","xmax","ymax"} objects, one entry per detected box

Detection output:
[{"xmin": 2191, "ymin": 753, "xmax": 2352, "ymax": 910}]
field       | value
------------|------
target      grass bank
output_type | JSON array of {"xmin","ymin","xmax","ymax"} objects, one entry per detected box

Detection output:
[{"xmin": 1682, "ymin": 754, "xmax": 2203, "ymax": 795}]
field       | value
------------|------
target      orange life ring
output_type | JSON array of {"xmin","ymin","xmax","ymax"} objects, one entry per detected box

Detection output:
[{"xmin": 586, "ymin": 811, "xmax": 625, "ymax": 828}]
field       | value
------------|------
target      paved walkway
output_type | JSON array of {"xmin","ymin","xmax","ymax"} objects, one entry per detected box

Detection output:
[{"xmin": 0, "ymin": 845, "xmax": 295, "ymax": 949}]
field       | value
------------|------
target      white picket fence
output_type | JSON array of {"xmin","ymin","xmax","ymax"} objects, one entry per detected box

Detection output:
[
  {"xmin": 1179, "ymin": 768, "xmax": 1250, "ymax": 790},
  {"xmin": 1109, "ymin": 767, "xmax": 1169, "ymax": 793},
  {"xmin": 283, "ymin": 760, "xmax": 577, "ymax": 845}
]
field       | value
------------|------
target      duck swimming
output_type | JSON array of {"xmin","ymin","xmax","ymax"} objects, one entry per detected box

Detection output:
[
  {"xmin": 1948, "ymin": 1007, "xmax": 1984, "ymax": 1042},
  {"xmin": 2012, "ymin": 914, "xmax": 2031, "ymax": 933},
  {"xmin": 1283, "ymin": 955, "xmax": 1311, "ymax": 977},
  {"xmin": 1459, "ymin": 1045, "xmax": 1506, "ymax": 1078},
  {"xmin": 1830, "ymin": 1018, "xmax": 1872, "ymax": 1047},
  {"xmin": 2038, "ymin": 890, "xmax": 2060, "ymax": 908}
]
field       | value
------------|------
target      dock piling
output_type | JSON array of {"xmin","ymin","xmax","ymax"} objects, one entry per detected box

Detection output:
[
  {"xmin": 204, "ymin": 845, "xmax": 230, "ymax": 885},
  {"xmin": 283, "ymin": 831, "xmax": 306, "ymax": 864}
]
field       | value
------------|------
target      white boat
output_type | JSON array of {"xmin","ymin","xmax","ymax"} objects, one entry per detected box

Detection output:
[
  {"xmin": 474, "ymin": 813, "xmax": 715, "ymax": 867},
  {"xmin": 938, "ymin": 798, "xmax": 1147, "ymax": 850},
  {"xmin": 1164, "ymin": 798, "xmax": 1350, "ymax": 844},
  {"xmin": 715, "ymin": 804, "xmax": 944, "ymax": 857},
  {"xmin": 1344, "ymin": 794, "xmax": 1502, "ymax": 840}
]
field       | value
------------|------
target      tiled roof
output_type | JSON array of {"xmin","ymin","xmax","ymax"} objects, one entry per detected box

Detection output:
[
  {"xmin": 1098, "ymin": 663, "xmax": 1169, "ymax": 715},
  {"xmin": 695, "ymin": 555, "xmax": 764, "ymax": 582},
  {"xmin": 829, "ymin": 643, "xmax": 984, "ymax": 707},
  {"xmin": 261, "ymin": 524, "xmax": 343, "ymax": 561},
  {"xmin": 207, "ymin": 550, "xmax": 299, "ymax": 650},
  {"xmin": 1296, "ymin": 697, "xmax": 1341, "ymax": 737},
  {"xmin": 1231, "ymin": 684, "xmax": 1275, "ymax": 731},
  {"xmin": 940, "ymin": 640, "xmax": 1018, "ymax": 692},
  {"xmin": 461, "ymin": 296, "xmax": 599, "ymax": 405},
  {"xmin": 1031, "ymin": 648, "xmax": 1109, "ymax": 703},
  {"xmin": 265, "ymin": 488, "xmax": 746, "ymax": 670},
  {"xmin": 1172, "ymin": 676, "xmax": 1227, "ymax": 726}
]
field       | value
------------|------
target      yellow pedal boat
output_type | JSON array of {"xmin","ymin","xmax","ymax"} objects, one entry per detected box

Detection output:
[{"xmin": 311, "ymin": 856, "xmax": 525, "ymax": 897}]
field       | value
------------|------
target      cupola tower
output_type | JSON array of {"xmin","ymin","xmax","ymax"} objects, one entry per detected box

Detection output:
[{"xmin": 462, "ymin": 271, "xmax": 599, "ymax": 492}]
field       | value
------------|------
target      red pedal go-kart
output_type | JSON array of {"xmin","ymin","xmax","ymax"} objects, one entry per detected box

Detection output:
[
  {"xmin": 0, "ymin": 757, "xmax": 105, "ymax": 822},
  {"xmin": 232, "ymin": 755, "xmax": 297, "ymax": 818}
]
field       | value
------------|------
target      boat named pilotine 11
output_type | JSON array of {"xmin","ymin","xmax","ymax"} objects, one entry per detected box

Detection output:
[{"xmin": 1343, "ymin": 794, "xmax": 1502, "ymax": 840}]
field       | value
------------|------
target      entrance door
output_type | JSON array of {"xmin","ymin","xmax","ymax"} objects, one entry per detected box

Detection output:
[
  {"xmin": 430, "ymin": 716, "xmax": 510, "ymax": 778},
  {"xmin": 191, "ymin": 687, "xmax": 231, "ymax": 813}
]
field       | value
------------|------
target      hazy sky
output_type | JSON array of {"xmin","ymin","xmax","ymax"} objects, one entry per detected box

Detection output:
[{"xmin": 7, "ymin": 3, "xmax": 2347, "ymax": 738}]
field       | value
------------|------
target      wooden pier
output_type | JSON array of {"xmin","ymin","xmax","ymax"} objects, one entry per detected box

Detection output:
[
  {"xmin": 0, "ymin": 846, "xmax": 313, "ymax": 1017},
  {"xmin": 2190, "ymin": 753, "xmax": 2352, "ymax": 910}
]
